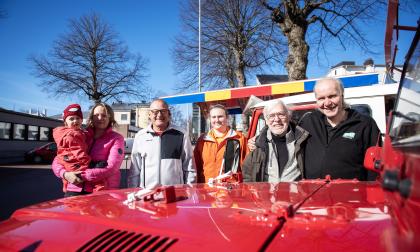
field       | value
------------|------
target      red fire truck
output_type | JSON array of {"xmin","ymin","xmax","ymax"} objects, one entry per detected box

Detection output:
[{"xmin": 0, "ymin": 1, "xmax": 418, "ymax": 251}]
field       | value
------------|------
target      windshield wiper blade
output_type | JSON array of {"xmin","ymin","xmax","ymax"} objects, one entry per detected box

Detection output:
[{"xmin": 392, "ymin": 111, "xmax": 417, "ymax": 122}]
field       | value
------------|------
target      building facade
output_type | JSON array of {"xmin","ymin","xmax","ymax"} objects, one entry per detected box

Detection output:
[{"xmin": 111, "ymin": 102, "xmax": 150, "ymax": 138}]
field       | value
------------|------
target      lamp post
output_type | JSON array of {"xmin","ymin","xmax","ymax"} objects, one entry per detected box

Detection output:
[
  {"xmin": 198, "ymin": 0, "xmax": 201, "ymax": 92},
  {"xmin": 197, "ymin": 0, "xmax": 202, "ymax": 135}
]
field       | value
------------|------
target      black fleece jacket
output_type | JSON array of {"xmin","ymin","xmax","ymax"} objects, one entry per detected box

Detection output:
[{"xmin": 299, "ymin": 109, "xmax": 380, "ymax": 181}]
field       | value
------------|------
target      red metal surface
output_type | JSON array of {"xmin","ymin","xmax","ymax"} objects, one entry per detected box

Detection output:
[
  {"xmin": 376, "ymin": 133, "xmax": 420, "ymax": 250},
  {"xmin": 0, "ymin": 181, "xmax": 397, "ymax": 252},
  {"xmin": 384, "ymin": 0, "xmax": 398, "ymax": 70},
  {"xmin": 231, "ymin": 85, "xmax": 272, "ymax": 99},
  {"xmin": 268, "ymin": 181, "xmax": 391, "ymax": 252},
  {"xmin": 289, "ymin": 103, "xmax": 317, "ymax": 111},
  {"xmin": 247, "ymin": 109, "xmax": 262, "ymax": 139}
]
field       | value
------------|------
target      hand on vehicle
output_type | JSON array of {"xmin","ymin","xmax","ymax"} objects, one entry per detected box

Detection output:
[
  {"xmin": 248, "ymin": 136, "xmax": 256, "ymax": 151},
  {"xmin": 64, "ymin": 171, "xmax": 83, "ymax": 184}
]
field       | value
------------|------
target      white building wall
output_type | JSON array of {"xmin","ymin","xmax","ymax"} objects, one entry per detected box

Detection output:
[{"xmin": 114, "ymin": 111, "xmax": 130, "ymax": 125}]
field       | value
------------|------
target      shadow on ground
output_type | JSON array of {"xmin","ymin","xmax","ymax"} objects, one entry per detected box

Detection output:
[{"xmin": 0, "ymin": 168, "xmax": 128, "ymax": 221}]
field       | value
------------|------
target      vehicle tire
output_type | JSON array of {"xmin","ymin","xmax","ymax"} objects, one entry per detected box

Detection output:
[{"xmin": 33, "ymin": 155, "xmax": 42, "ymax": 164}]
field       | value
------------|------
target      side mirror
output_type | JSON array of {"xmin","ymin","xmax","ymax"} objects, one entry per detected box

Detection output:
[{"xmin": 364, "ymin": 146, "xmax": 382, "ymax": 173}]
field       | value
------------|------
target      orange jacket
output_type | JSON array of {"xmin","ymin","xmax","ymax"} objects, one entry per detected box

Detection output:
[
  {"xmin": 53, "ymin": 126, "xmax": 91, "ymax": 172},
  {"xmin": 194, "ymin": 128, "xmax": 248, "ymax": 183}
]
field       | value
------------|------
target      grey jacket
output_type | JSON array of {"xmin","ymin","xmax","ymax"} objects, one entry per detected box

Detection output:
[
  {"xmin": 127, "ymin": 124, "xmax": 196, "ymax": 189},
  {"xmin": 243, "ymin": 123, "xmax": 309, "ymax": 182}
]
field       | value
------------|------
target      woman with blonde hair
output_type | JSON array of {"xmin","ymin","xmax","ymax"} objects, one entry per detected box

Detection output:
[{"xmin": 52, "ymin": 103, "xmax": 125, "ymax": 197}]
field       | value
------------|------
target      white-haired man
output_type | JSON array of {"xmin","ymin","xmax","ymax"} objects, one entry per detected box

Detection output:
[{"xmin": 243, "ymin": 100, "xmax": 309, "ymax": 182}]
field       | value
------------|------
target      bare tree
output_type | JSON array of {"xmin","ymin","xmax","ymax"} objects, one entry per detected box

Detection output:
[
  {"xmin": 261, "ymin": 0, "xmax": 386, "ymax": 80},
  {"xmin": 173, "ymin": 0, "xmax": 286, "ymax": 91},
  {"xmin": 169, "ymin": 105, "xmax": 188, "ymax": 128},
  {"xmin": 30, "ymin": 13, "xmax": 149, "ymax": 103}
]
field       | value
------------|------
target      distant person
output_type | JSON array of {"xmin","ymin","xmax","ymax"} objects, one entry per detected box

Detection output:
[
  {"xmin": 127, "ymin": 99, "xmax": 196, "ymax": 188},
  {"xmin": 52, "ymin": 103, "xmax": 125, "ymax": 197},
  {"xmin": 243, "ymin": 100, "xmax": 309, "ymax": 182},
  {"xmin": 53, "ymin": 104, "xmax": 105, "ymax": 192},
  {"xmin": 194, "ymin": 104, "xmax": 248, "ymax": 183},
  {"xmin": 299, "ymin": 77, "xmax": 380, "ymax": 180}
]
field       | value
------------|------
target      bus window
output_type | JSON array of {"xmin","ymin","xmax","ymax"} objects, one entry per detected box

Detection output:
[
  {"xmin": 0, "ymin": 122, "xmax": 11, "ymax": 140},
  {"xmin": 13, "ymin": 124, "xmax": 25, "ymax": 140}
]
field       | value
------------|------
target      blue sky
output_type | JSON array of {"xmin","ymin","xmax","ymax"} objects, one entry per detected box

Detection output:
[
  {"xmin": 0, "ymin": 0, "xmax": 182, "ymax": 115},
  {"xmin": 0, "ymin": 0, "xmax": 418, "ymax": 116}
]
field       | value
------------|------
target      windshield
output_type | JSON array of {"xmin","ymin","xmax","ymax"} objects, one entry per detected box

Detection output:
[{"xmin": 390, "ymin": 27, "xmax": 420, "ymax": 146}]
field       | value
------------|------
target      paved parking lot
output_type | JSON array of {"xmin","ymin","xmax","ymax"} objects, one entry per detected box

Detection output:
[{"xmin": 0, "ymin": 163, "xmax": 129, "ymax": 221}]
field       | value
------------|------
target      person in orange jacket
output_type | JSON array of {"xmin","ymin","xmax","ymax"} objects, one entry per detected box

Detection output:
[
  {"xmin": 194, "ymin": 104, "xmax": 248, "ymax": 183},
  {"xmin": 53, "ymin": 104, "xmax": 105, "ymax": 192}
]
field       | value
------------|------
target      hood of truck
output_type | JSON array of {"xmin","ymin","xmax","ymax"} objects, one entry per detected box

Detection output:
[{"xmin": 0, "ymin": 180, "xmax": 393, "ymax": 252}]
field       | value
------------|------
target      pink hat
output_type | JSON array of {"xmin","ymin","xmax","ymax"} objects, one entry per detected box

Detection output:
[{"xmin": 63, "ymin": 104, "xmax": 83, "ymax": 121}]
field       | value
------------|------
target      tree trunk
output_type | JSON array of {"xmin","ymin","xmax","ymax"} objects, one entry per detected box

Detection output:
[
  {"xmin": 234, "ymin": 51, "xmax": 246, "ymax": 87},
  {"xmin": 234, "ymin": 63, "xmax": 246, "ymax": 87},
  {"xmin": 284, "ymin": 25, "xmax": 308, "ymax": 81}
]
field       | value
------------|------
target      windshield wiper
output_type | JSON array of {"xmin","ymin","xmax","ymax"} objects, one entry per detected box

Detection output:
[{"xmin": 392, "ymin": 111, "xmax": 417, "ymax": 122}]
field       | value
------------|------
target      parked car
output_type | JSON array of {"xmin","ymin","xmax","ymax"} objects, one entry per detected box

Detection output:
[{"xmin": 24, "ymin": 142, "xmax": 57, "ymax": 164}]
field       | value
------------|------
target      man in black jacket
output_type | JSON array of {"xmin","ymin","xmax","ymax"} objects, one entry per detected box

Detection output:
[{"xmin": 299, "ymin": 77, "xmax": 380, "ymax": 181}]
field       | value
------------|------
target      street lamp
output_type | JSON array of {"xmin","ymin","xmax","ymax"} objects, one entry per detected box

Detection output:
[{"xmin": 198, "ymin": 0, "xmax": 202, "ymax": 135}]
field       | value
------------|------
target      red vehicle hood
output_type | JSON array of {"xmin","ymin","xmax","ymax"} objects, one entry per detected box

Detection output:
[{"xmin": 0, "ymin": 180, "xmax": 394, "ymax": 251}]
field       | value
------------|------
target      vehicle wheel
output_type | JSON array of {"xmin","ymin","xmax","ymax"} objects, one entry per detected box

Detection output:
[{"xmin": 33, "ymin": 156, "xmax": 42, "ymax": 164}]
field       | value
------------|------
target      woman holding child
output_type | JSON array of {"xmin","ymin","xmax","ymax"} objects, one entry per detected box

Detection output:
[{"xmin": 52, "ymin": 103, "xmax": 125, "ymax": 197}]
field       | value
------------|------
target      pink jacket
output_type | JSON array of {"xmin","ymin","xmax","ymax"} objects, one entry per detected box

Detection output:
[{"xmin": 52, "ymin": 127, "xmax": 125, "ymax": 193}]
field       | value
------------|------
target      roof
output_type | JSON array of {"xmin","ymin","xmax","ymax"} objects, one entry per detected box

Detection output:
[
  {"xmin": 111, "ymin": 102, "xmax": 150, "ymax": 111},
  {"xmin": 331, "ymin": 61, "xmax": 356, "ymax": 68},
  {"xmin": 251, "ymin": 82, "xmax": 399, "ymax": 110},
  {"xmin": 0, "ymin": 107, "xmax": 62, "ymax": 123},
  {"xmin": 256, "ymin": 74, "xmax": 289, "ymax": 85},
  {"xmin": 160, "ymin": 73, "xmax": 380, "ymax": 105}
]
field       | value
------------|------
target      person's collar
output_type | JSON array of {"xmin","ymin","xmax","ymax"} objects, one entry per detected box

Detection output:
[
  {"xmin": 212, "ymin": 126, "xmax": 229, "ymax": 137},
  {"xmin": 152, "ymin": 124, "xmax": 169, "ymax": 133},
  {"xmin": 204, "ymin": 127, "xmax": 237, "ymax": 141},
  {"xmin": 89, "ymin": 126, "xmax": 112, "ymax": 139},
  {"xmin": 325, "ymin": 109, "xmax": 348, "ymax": 127},
  {"xmin": 267, "ymin": 126, "xmax": 296, "ymax": 144},
  {"xmin": 147, "ymin": 123, "xmax": 171, "ymax": 133}
]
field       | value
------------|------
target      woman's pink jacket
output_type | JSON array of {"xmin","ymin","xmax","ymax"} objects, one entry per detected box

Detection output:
[{"xmin": 52, "ymin": 127, "xmax": 125, "ymax": 192}]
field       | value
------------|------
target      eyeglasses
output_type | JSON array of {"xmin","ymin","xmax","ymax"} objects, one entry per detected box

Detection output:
[
  {"xmin": 150, "ymin": 109, "xmax": 169, "ymax": 115},
  {"xmin": 266, "ymin": 112, "xmax": 287, "ymax": 120}
]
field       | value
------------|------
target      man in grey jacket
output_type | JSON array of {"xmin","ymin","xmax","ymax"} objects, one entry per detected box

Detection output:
[
  {"xmin": 243, "ymin": 100, "xmax": 309, "ymax": 182},
  {"xmin": 127, "ymin": 99, "xmax": 196, "ymax": 188}
]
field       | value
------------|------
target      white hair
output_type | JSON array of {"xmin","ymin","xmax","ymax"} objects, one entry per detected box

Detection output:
[
  {"xmin": 263, "ymin": 99, "xmax": 292, "ymax": 118},
  {"xmin": 314, "ymin": 77, "xmax": 344, "ymax": 97}
]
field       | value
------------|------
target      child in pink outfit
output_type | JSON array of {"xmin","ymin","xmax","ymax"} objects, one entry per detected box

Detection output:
[{"xmin": 53, "ymin": 104, "xmax": 105, "ymax": 192}]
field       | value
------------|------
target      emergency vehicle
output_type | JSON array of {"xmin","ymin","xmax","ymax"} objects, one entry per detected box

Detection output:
[{"xmin": 0, "ymin": 1, "xmax": 418, "ymax": 251}]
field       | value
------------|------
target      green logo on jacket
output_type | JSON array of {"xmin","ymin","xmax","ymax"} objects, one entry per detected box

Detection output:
[{"xmin": 342, "ymin": 132, "xmax": 356, "ymax": 139}]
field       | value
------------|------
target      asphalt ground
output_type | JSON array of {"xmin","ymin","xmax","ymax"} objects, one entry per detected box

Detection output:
[{"xmin": 0, "ymin": 163, "xmax": 129, "ymax": 221}]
